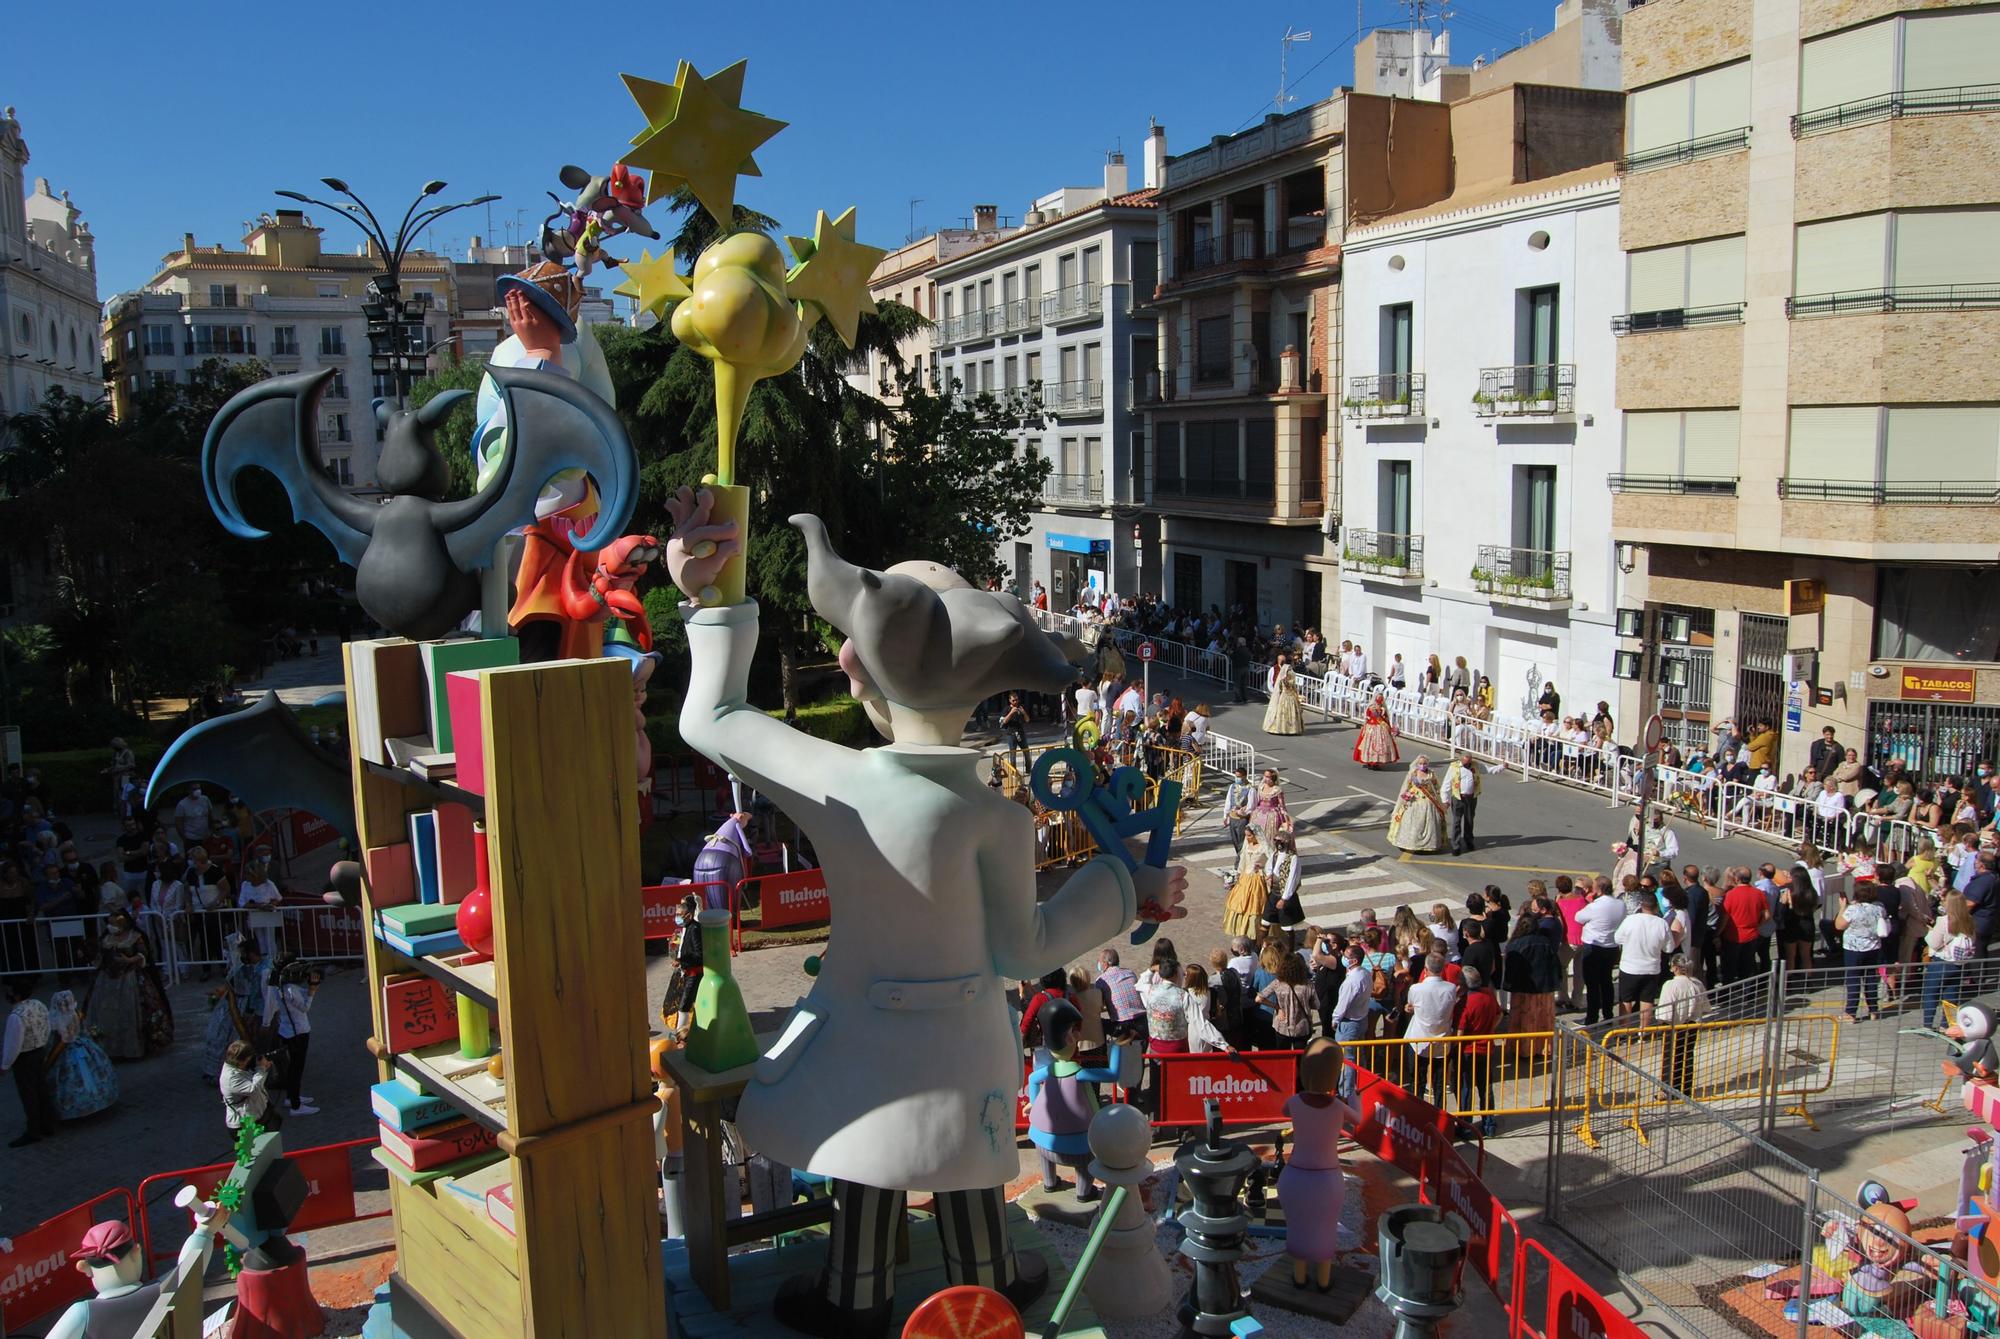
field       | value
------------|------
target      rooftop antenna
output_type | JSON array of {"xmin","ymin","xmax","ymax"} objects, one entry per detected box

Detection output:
[
  {"xmin": 907, "ymin": 196, "xmax": 923, "ymax": 244},
  {"xmin": 1278, "ymin": 26, "xmax": 1313, "ymax": 111}
]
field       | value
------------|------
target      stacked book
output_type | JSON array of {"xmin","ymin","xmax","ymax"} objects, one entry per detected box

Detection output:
[
  {"xmin": 437, "ymin": 1158, "xmax": 517, "ymax": 1238},
  {"xmin": 370, "ymin": 1075, "xmax": 502, "ymax": 1188},
  {"xmin": 375, "ymin": 901, "xmax": 464, "ymax": 958}
]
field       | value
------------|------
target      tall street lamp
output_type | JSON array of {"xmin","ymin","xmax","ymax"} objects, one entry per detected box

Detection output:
[{"xmin": 275, "ymin": 179, "xmax": 499, "ymax": 407}]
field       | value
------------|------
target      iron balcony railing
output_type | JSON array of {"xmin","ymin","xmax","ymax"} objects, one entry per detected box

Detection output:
[
  {"xmin": 1611, "ymin": 303, "xmax": 1746, "ymax": 334},
  {"xmin": 1618, "ymin": 126, "xmax": 1750, "ymax": 174},
  {"xmin": 1342, "ymin": 529, "xmax": 1423, "ymax": 578},
  {"xmin": 1777, "ymin": 478, "xmax": 2000, "ymax": 505},
  {"xmin": 1787, "ymin": 283, "xmax": 2000, "ymax": 318},
  {"xmin": 1606, "ymin": 474, "xmax": 1739, "ymax": 496},
  {"xmin": 1041, "ymin": 473, "xmax": 1105, "ymax": 507},
  {"xmin": 991, "ymin": 298, "xmax": 1038, "ymax": 336},
  {"xmin": 1344, "ymin": 372, "xmax": 1426, "ymax": 420},
  {"xmin": 1175, "ymin": 227, "xmax": 1322, "ymax": 278},
  {"xmin": 1473, "ymin": 545, "xmax": 1571, "ymax": 600},
  {"xmin": 1474, "ymin": 364, "xmax": 1575, "ymax": 417},
  {"xmin": 1792, "ymin": 82, "xmax": 2000, "ymax": 138},
  {"xmin": 1041, "ymin": 284, "xmax": 1103, "ymax": 326},
  {"xmin": 186, "ymin": 338, "xmax": 257, "ymax": 356},
  {"xmin": 1044, "ymin": 379, "xmax": 1104, "ymax": 416}
]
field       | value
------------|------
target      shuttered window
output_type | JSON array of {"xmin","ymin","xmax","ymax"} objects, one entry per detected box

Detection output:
[
  {"xmin": 1627, "ymin": 247, "xmax": 1686, "ymax": 314},
  {"xmin": 1903, "ymin": 10, "xmax": 2000, "ymax": 93},
  {"xmin": 1687, "ymin": 236, "xmax": 1747, "ymax": 307},
  {"xmin": 1794, "ymin": 213, "xmax": 1889, "ymax": 297},
  {"xmin": 1789, "ymin": 407, "xmax": 1880, "ymax": 482},
  {"xmin": 1800, "ymin": 20, "xmax": 1896, "ymax": 114},
  {"xmin": 1893, "ymin": 210, "xmax": 2000, "ymax": 289},
  {"xmin": 1885, "ymin": 408, "xmax": 2000, "ymax": 485},
  {"xmin": 1691, "ymin": 62, "xmax": 1751, "ymax": 137},
  {"xmin": 1682, "ymin": 411, "xmax": 1741, "ymax": 478},
  {"xmin": 1628, "ymin": 81, "xmax": 1691, "ymax": 154},
  {"xmin": 1623, "ymin": 412, "xmax": 1682, "ymax": 474}
]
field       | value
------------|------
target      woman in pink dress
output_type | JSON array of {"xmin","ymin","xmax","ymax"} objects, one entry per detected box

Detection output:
[
  {"xmin": 1280, "ymin": 1038, "xmax": 1357, "ymax": 1291},
  {"xmin": 1248, "ymin": 770, "xmax": 1290, "ymax": 846},
  {"xmin": 1353, "ymin": 694, "xmax": 1400, "ymax": 769}
]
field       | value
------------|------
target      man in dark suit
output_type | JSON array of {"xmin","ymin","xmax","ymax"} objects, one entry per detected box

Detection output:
[{"xmin": 1809, "ymin": 726, "xmax": 1844, "ymax": 783}]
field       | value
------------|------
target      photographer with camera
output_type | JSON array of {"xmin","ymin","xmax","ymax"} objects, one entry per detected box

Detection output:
[
  {"xmin": 261, "ymin": 952, "xmax": 321, "ymax": 1116},
  {"xmin": 219, "ymin": 1039, "xmax": 280, "ymax": 1141}
]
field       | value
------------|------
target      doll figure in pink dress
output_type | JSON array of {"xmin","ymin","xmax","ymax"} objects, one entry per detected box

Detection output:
[{"xmin": 1279, "ymin": 1037, "xmax": 1359, "ymax": 1291}]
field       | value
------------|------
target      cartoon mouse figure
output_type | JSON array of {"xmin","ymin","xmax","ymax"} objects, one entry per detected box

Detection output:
[{"xmin": 539, "ymin": 164, "xmax": 658, "ymax": 277}]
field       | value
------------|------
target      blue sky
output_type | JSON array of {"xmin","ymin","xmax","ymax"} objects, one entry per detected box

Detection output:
[{"xmin": 4, "ymin": 0, "xmax": 1557, "ymax": 301}]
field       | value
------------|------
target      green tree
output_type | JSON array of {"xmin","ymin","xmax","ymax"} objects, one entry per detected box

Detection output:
[{"xmin": 408, "ymin": 356, "xmax": 489, "ymax": 499}]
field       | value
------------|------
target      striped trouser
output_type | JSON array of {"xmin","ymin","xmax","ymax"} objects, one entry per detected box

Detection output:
[{"xmin": 820, "ymin": 1180, "xmax": 1017, "ymax": 1310}]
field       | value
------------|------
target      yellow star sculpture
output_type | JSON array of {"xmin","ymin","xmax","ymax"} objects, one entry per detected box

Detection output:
[
  {"xmin": 620, "ymin": 61, "xmax": 786, "ymax": 226},
  {"xmin": 612, "ymin": 248, "xmax": 691, "ymax": 320},
  {"xmin": 784, "ymin": 207, "xmax": 888, "ymax": 349}
]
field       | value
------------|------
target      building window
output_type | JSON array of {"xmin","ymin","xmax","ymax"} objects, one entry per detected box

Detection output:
[
  {"xmin": 324, "ymin": 455, "xmax": 354, "ymax": 487},
  {"xmin": 1130, "ymin": 241, "xmax": 1156, "ymax": 305},
  {"xmin": 1797, "ymin": 10, "xmax": 2000, "ymax": 134},
  {"xmin": 191, "ymin": 325, "xmax": 254, "ymax": 355},
  {"xmin": 1025, "ymin": 350, "xmax": 1042, "ymax": 388},
  {"xmin": 148, "ymin": 370, "xmax": 176, "ymax": 390},
  {"xmin": 1244, "ymin": 419, "xmax": 1275, "ymax": 503},
  {"xmin": 1622, "ymin": 236, "xmax": 1747, "ymax": 327},
  {"xmin": 1183, "ymin": 419, "xmax": 1242, "ymax": 497},
  {"xmin": 1785, "ymin": 405, "xmax": 2000, "ymax": 501},
  {"xmin": 1625, "ymin": 60, "xmax": 1750, "ymax": 169},
  {"xmin": 328, "ymin": 412, "xmax": 350, "ymax": 443},
  {"xmin": 1873, "ymin": 566, "xmax": 2000, "ymax": 662},
  {"xmin": 141, "ymin": 325, "xmax": 174, "ymax": 355},
  {"xmin": 208, "ymin": 283, "xmax": 239, "ymax": 308},
  {"xmin": 1003, "ymin": 356, "xmax": 1018, "ymax": 390},
  {"xmin": 319, "ymin": 326, "xmax": 346, "ymax": 356},
  {"xmin": 1173, "ymin": 552, "xmax": 1203, "ymax": 612},
  {"xmin": 330, "ymin": 370, "xmax": 348, "ymax": 399},
  {"xmin": 15, "ymin": 313, "xmax": 29, "ymax": 345},
  {"xmin": 1155, "ymin": 422, "xmax": 1183, "ymax": 494},
  {"xmin": 1616, "ymin": 411, "xmax": 1741, "ymax": 491},
  {"xmin": 317, "ymin": 282, "xmax": 342, "ymax": 299},
  {"xmin": 1791, "ymin": 209, "xmax": 2000, "ymax": 315},
  {"xmin": 272, "ymin": 326, "xmax": 300, "ymax": 356},
  {"xmin": 1195, "ymin": 316, "xmax": 1231, "ymax": 384}
]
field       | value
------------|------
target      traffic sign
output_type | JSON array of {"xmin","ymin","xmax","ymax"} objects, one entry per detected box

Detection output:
[{"xmin": 1137, "ymin": 642, "xmax": 1156, "ymax": 661}]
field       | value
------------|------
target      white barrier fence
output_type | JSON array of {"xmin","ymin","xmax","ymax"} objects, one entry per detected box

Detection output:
[{"xmin": 0, "ymin": 903, "xmax": 366, "ymax": 982}]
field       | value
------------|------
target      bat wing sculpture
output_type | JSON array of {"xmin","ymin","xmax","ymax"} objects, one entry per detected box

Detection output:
[
  {"xmin": 145, "ymin": 694, "xmax": 357, "ymax": 849},
  {"xmin": 203, "ymin": 365, "xmax": 637, "ymax": 640}
]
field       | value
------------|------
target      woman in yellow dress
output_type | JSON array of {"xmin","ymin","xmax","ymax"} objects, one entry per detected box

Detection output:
[{"xmin": 1224, "ymin": 829, "xmax": 1270, "ymax": 940}]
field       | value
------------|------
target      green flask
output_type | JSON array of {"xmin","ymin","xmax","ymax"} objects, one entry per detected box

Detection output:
[{"xmin": 685, "ymin": 908, "xmax": 760, "ymax": 1071}]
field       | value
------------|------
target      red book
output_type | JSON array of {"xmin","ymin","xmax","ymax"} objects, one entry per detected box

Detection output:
[
  {"xmin": 380, "ymin": 973, "xmax": 458, "ymax": 1053},
  {"xmin": 377, "ymin": 1117, "xmax": 498, "ymax": 1172},
  {"xmin": 486, "ymin": 1182, "xmax": 516, "ymax": 1236},
  {"xmin": 435, "ymin": 800, "xmax": 479, "ymax": 902},
  {"xmin": 364, "ymin": 842, "xmax": 416, "ymax": 910},
  {"xmin": 447, "ymin": 671, "xmax": 487, "ymax": 796}
]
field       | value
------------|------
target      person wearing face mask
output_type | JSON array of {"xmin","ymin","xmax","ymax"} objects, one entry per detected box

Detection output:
[
  {"xmin": 182, "ymin": 846, "xmax": 232, "ymax": 982},
  {"xmin": 85, "ymin": 909, "xmax": 174, "ymax": 1059}
]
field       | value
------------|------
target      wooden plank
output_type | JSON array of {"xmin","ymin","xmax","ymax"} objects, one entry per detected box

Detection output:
[
  {"xmin": 348, "ymin": 639, "xmax": 428, "ymax": 850},
  {"xmin": 482, "ymin": 658, "xmax": 649, "ymax": 1136},
  {"xmin": 393, "ymin": 1045, "xmax": 508, "ymax": 1134},
  {"xmin": 392, "ymin": 1175, "xmax": 525, "ymax": 1339},
  {"xmin": 515, "ymin": 1107, "xmax": 666, "ymax": 1339}
]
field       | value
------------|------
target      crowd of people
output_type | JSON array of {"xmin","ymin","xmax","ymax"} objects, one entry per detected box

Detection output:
[{"xmin": 0, "ymin": 759, "xmax": 324, "ymax": 1147}]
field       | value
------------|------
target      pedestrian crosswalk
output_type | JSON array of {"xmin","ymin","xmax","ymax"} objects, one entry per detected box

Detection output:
[{"xmin": 1174, "ymin": 796, "xmax": 1444, "ymax": 931}]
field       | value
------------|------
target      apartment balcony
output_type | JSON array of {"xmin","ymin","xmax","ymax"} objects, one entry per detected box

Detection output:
[
  {"xmin": 1172, "ymin": 227, "xmax": 1325, "ymax": 282},
  {"xmin": 991, "ymin": 298, "xmax": 1038, "ymax": 337},
  {"xmin": 1340, "ymin": 530, "xmax": 1424, "ymax": 587},
  {"xmin": 1607, "ymin": 474, "xmax": 1738, "ymax": 497},
  {"xmin": 1343, "ymin": 373, "xmax": 1426, "ymax": 422},
  {"xmin": 1473, "ymin": 364, "xmax": 1575, "ymax": 419},
  {"xmin": 1041, "ymin": 284, "xmax": 1102, "ymax": 327},
  {"xmin": 1149, "ymin": 477, "xmax": 1318, "ymax": 523},
  {"xmin": 185, "ymin": 342, "xmax": 257, "ymax": 358},
  {"xmin": 1617, "ymin": 127, "xmax": 1750, "ymax": 175},
  {"xmin": 1044, "ymin": 380, "xmax": 1104, "ymax": 417},
  {"xmin": 1786, "ymin": 283, "xmax": 2000, "ymax": 319},
  {"xmin": 1777, "ymin": 478, "xmax": 2000, "ymax": 505},
  {"xmin": 269, "ymin": 347, "xmax": 302, "ymax": 364},
  {"xmin": 1041, "ymin": 473, "xmax": 1105, "ymax": 509},
  {"xmin": 1472, "ymin": 545, "xmax": 1572, "ymax": 609},
  {"xmin": 185, "ymin": 292, "xmax": 247, "ymax": 309},
  {"xmin": 1792, "ymin": 81, "xmax": 2000, "ymax": 139},
  {"xmin": 1611, "ymin": 303, "xmax": 1745, "ymax": 335}
]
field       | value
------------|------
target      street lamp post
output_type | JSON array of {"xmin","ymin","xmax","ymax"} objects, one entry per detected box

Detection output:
[{"xmin": 275, "ymin": 179, "xmax": 499, "ymax": 409}]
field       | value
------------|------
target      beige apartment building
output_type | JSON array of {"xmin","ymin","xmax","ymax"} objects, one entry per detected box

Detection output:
[{"xmin": 1610, "ymin": 0, "xmax": 2000, "ymax": 778}]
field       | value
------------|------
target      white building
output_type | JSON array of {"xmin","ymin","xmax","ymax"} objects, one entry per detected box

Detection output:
[
  {"xmin": 0, "ymin": 105, "xmax": 101, "ymax": 417},
  {"xmin": 929, "ymin": 155, "xmax": 1158, "ymax": 606},
  {"xmin": 1338, "ymin": 158, "xmax": 1623, "ymax": 722}
]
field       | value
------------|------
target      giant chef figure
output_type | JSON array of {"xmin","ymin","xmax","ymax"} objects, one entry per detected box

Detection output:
[{"xmin": 663, "ymin": 488, "xmax": 1186, "ymax": 1336}]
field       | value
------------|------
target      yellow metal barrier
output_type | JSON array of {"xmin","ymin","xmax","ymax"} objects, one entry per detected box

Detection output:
[
  {"xmin": 1340, "ymin": 1031, "xmax": 1569, "ymax": 1121},
  {"xmin": 1575, "ymin": 1013, "xmax": 1840, "ymax": 1148},
  {"xmin": 1000, "ymin": 741, "xmax": 1200, "ymax": 868}
]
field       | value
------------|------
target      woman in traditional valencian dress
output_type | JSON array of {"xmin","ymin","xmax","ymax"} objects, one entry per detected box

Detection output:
[
  {"xmin": 1353, "ymin": 693, "xmax": 1400, "ymax": 769},
  {"xmin": 1249, "ymin": 770, "xmax": 1290, "ymax": 846},
  {"xmin": 45, "ymin": 990, "xmax": 118, "ymax": 1120},
  {"xmin": 1263, "ymin": 655, "xmax": 1306, "ymax": 737},
  {"xmin": 1387, "ymin": 756, "xmax": 1448, "ymax": 854},
  {"xmin": 1223, "ymin": 830, "xmax": 1270, "ymax": 940}
]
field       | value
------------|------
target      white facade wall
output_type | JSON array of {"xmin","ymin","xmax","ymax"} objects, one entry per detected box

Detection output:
[
  {"xmin": 1338, "ymin": 176, "xmax": 1622, "ymax": 722},
  {"xmin": 930, "ymin": 207, "xmax": 1156, "ymax": 606},
  {"xmin": 0, "ymin": 111, "xmax": 101, "ymax": 417}
]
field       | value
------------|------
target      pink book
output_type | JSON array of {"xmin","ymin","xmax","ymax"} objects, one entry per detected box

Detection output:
[
  {"xmin": 446, "ymin": 670, "xmax": 487, "ymax": 795},
  {"xmin": 486, "ymin": 1182, "xmax": 516, "ymax": 1235}
]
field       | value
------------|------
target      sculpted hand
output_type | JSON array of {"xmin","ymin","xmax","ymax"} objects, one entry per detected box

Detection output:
[
  {"xmin": 1131, "ymin": 861, "xmax": 1189, "ymax": 923},
  {"xmin": 663, "ymin": 486, "xmax": 742, "ymax": 604}
]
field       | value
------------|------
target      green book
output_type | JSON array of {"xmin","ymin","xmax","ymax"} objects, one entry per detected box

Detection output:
[
  {"xmin": 372, "ymin": 1144, "xmax": 504, "ymax": 1188},
  {"xmin": 421, "ymin": 636, "xmax": 519, "ymax": 752},
  {"xmin": 379, "ymin": 901, "xmax": 463, "ymax": 937}
]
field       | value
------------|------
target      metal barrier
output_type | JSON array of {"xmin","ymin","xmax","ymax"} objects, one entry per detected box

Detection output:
[
  {"xmin": 0, "ymin": 1187, "xmax": 139, "ymax": 1332},
  {"xmin": 133, "ymin": 1136, "xmax": 389, "ymax": 1276},
  {"xmin": 1342, "ymin": 1030, "xmax": 1572, "ymax": 1122},
  {"xmin": 156, "ymin": 903, "xmax": 366, "ymax": 983},
  {"xmin": 1576, "ymin": 1013, "xmax": 1840, "ymax": 1148}
]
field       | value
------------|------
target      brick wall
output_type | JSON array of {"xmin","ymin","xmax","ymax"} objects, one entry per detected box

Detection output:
[
  {"xmin": 1620, "ymin": 153, "xmax": 1750, "ymax": 250},
  {"xmin": 1794, "ymin": 113, "xmax": 2000, "ymax": 222},
  {"xmin": 1623, "ymin": 0, "xmax": 1753, "ymax": 89},
  {"xmin": 1789, "ymin": 309, "xmax": 2000, "ymax": 406},
  {"xmin": 1616, "ymin": 325, "xmax": 1745, "ymax": 411}
]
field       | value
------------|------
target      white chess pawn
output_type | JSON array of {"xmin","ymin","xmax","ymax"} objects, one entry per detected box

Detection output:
[{"xmin": 1082, "ymin": 1102, "xmax": 1173, "ymax": 1317}]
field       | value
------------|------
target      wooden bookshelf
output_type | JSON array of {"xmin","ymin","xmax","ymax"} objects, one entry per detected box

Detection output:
[{"xmin": 347, "ymin": 648, "xmax": 666, "ymax": 1339}]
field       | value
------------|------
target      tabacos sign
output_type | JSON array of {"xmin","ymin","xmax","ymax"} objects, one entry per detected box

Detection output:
[{"xmin": 1900, "ymin": 665, "xmax": 1978, "ymax": 703}]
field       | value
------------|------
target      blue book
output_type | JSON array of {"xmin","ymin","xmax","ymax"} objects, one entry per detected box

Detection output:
[
  {"xmin": 375, "ymin": 923, "xmax": 466, "ymax": 959},
  {"xmin": 370, "ymin": 1079, "xmax": 456, "ymax": 1133},
  {"xmin": 407, "ymin": 811, "xmax": 440, "ymax": 904}
]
